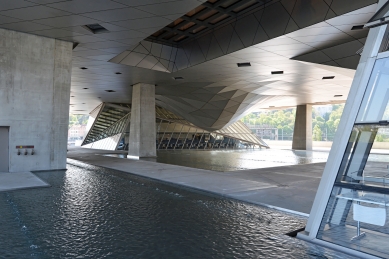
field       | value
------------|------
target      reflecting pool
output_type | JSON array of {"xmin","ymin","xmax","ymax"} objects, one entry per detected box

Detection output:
[
  {"xmin": 104, "ymin": 149, "xmax": 330, "ymax": 171},
  {"xmin": 0, "ymin": 160, "xmax": 352, "ymax": 258}
]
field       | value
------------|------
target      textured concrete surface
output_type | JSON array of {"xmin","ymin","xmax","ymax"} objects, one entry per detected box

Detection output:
[
  {"xmin": 0, "ymin": 172, "xmax": 49, "ymax": 192},
  {"xmin": 292, "ymin": 104, "xmax": 312, "ymax": 150},
  {"xmin": 0, "ymin": 28, "xmax": 72, "ymax": 172},
  {"xmin": 68, "ymin": 147, "xmax": 326, "ymax": 216},
  {"xmin": 128, "ymin": 83, "xmax": 156, "ymax": 158}
]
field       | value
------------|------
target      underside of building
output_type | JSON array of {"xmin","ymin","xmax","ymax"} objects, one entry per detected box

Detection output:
[
  {"xmin": 81, "ymin": 103, "xmax": 269, "ymax": 150},
  {"xmin": 2, "ymin": 0, "xmax": 389, "ymax": 257}
]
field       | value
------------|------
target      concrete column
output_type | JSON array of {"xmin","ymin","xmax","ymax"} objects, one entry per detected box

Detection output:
[
  {"xmin": 128, "ymin": 83, "xmax": 156, "ymax": 158},
  {"xmin": 292, "ymin": 104, "xmax": 312, "ymax": 150},
  {"xmin": 0, "ymin": 28, "xmax": 72, "ymax": 172}
]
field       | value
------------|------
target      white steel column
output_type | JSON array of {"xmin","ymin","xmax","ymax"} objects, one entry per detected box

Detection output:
[
  {"xmin": 128, "ymin": 83, "xmax": 156, "ymax": 158},
  {"xmin": 299, "ymin": 0, "xmax": 389, "ymax": 241}
]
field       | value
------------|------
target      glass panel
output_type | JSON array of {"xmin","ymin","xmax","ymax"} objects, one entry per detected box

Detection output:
[
  {"xmin": 163, "ymin": 32, "xmax": 177, "ymax": 40},
  {"xmin": 220, "ymin": 0, "xmax": 240, "ymax": 8},
  {"xmin": 168, "ymin": 123, "xmax": 181, "ymax": 149},
  {"xmin": 317, "ymin": 186, "xmax": 389, "ymax": 259},
  {"xmin": 335, "ymin": 124, "xmax": 389, "ymax": 189},
  {"xmin": 317, "ymin": 57, "xmax": 389, "ymax": 258},
  {"xmin": 192, "ymin": 25, "xmax": 207, "ymax": 34},
  {"xmin": 173, "ymin": 35, "xmax": 188, "ymax": 42},
  {"xmin": 356, "ymin": 58, "xmax": 389, "ymax": 122},
  {"xmin": 151, "ymin": 29, "xmax": 166, "ymax": 38},
  {"xmin": 178, "ymin": 22, "xmax": 196, "ymax": 31},
  {"xmin": 232, "ymin": 0, "xmax": 256, "ymax": 13},
  {"xmin": 186, "ymin": 5, "xmax": 206, "ymax": 17},
  {"xmin": 167, "ymin": 18, "xmax": 184, "ymax": 28},
  {"xmin": 197, "ymin": 9, "xmax": 218, "ymax": 21}
]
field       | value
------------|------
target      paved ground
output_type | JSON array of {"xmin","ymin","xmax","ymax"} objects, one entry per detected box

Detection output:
[
  {"xmin": 67, "ymin": 147, "xmax": 327, "ymax": 216},
  {"xmin": 0, "ymin": 172, "xmax": 50, "ymax": 192}
]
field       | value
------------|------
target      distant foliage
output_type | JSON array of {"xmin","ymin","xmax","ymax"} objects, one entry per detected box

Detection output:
[
  {"xmin": 69, "ymin": 114, "xmax": 89, "ymax": 129},
  {"xmin": 241, "ymin": 108, "xmax": 296, "ymax": 135},
  {"xmin": 241, "ymin": 104, "xmax": 345, "ymax": 141}
]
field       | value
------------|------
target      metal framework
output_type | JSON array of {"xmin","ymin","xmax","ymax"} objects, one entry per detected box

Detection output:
[
  {"xmin": 146, "ymin": 0, "xmax": 270, "ymax": 45},
  {"xmin": 81, "ymin": 103, "xmax": 269, "ymax": 151}
]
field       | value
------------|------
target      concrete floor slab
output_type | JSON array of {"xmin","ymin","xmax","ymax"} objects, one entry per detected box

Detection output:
[
  {"xmin": 0, "ymin": 172, "xmax": 50, "ymax": 192},
  {"xmin": 67, "ymin": 147, "xmax": 327, "ymax": 215}
]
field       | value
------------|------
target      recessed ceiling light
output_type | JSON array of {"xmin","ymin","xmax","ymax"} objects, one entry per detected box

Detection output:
[
  {"xmin": 351, "ymin": 25, "xmax": 364, "ymax": 30},
  {"xmin": 105, "ymin": 90, "xmax": 115, "ymax": 92},
  {"xmin": 80, "ymin": 67, "xmax": 88, "ymax": 70},
  {"xmin": 271, "ymin": 71, "xmax": 283, "ymax": 74},
  {"xmin": 334, "ymin": 95, "xmax": 343, "ymax": 97},
  {"xmin": 115, "ymin": 72, "xmax": 122, "ymax": 74},
  {"xmin": 237, "ymin": 62, "xmax": 251, "ymax": 67},
  {"xmin": 173, "ymin": 76, "xmax": 184, "ymax": 80},
  {"xmin": 83, "ymin": 23, "xmax": 109, "ymax": 34},
  {"xmin": 323, "ymin": 76, "xmax": 335, "ymax": 79},
  {"xmin": 83, "ymin": 88, "xmax": 88, "ymax": 89}
]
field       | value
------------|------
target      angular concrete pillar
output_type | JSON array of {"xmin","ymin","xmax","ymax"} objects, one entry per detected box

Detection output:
[
  {"xmin": 128, "ymin": 83, "xmax": 156, "ymax": 158},
  {"xmin": 292, "ymin": 104, "xmax": 312, "ymax": 150}
]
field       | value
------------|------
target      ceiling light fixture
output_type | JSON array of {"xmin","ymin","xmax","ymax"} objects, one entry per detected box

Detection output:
[
  {"xmin": 323, "ymin": 76, "xmax": 335, "ymax": 79},
  {"xmin": 351, "ymin": 25, "xmax": 364, "ymax": 30},
  {"xmin": 83, "ymin": 23, "xmax": 109, "ymax": 34},
  {"xmin": 237, "ymin": 62, "xmax": 251, "ymax": 67},
  {"xmin": 271, "ymin": 71, "xmax": 283, "ymax": 74},
  {"xmin": 334, "ymin": 95, "xmax": 343, "ymax": 97}
]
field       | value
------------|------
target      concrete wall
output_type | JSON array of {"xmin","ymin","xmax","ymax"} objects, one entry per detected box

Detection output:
[{"xmin": 0, "ymin": 28, "xmax": 72, "ymax": 172}]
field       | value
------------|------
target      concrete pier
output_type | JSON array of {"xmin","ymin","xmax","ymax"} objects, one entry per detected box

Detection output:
[
  {"xmin": 128, "ymin": 83, "xmax": 156, "ymax": 158},
  {"xmin": 292, "ymin": 104, "xmax": 312, "ymax": 150}
]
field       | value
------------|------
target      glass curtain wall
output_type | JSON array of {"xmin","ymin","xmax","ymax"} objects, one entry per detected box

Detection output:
[
  {"xmin": 317, "ymin": 57, "xmax": 389, "ymax": 258},
  {"xmin": 154, "ymin": 106, "xmax": 268, "ymax": 150},
  {"xmin": 155, "ymin": 119, "xmax": 267, "ymax": 150},
  {"xmin": 82, "ymin": 103, "xmax": 269, "ymax": 150}
]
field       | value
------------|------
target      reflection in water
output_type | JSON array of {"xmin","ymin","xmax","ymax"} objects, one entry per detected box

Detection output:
[
  {"xmin": 0, "ymin": 160, "xmax": 353, "ymax": 258},
  {"xmin": 105, "ymin": 149, "xmax": 329, "ymax": 171},
  {"xmin": 104, "ymin": 149, "xmax": 389, "ymax": 172}
]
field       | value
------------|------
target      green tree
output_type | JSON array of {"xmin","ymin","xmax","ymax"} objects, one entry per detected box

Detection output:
[
  {"xmin": 313, "ymin": 125, "xmax": 322, "ymax": 141},
  {"xmin": 68, "ymin": 114, "xmax": 89, "ymax": 129}
]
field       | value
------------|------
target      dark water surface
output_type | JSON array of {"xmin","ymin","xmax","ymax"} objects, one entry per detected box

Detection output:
[{"xmin": 0, "ymin": 160, "xmax": 351, "ymax": 258}]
